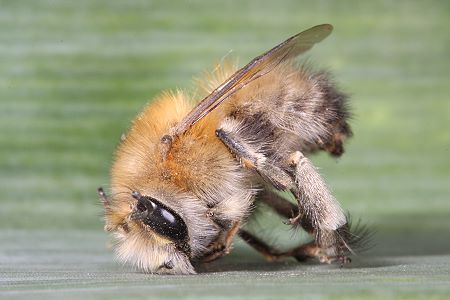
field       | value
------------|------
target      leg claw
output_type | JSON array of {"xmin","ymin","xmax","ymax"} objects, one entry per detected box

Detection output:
[{"xmin": 284, "ymin": 214, "xmax": 302, "ymax": 226}]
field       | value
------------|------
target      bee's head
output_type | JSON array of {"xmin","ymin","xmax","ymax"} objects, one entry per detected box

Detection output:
[{"xmin": 102, "ymin": 187, "xmax": 218, "ymax": 275}]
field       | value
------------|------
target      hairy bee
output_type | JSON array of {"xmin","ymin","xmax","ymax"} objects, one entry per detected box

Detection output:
[{"xmin": 98, "ymin": 24, "xmax": 369, "ymax": 274}]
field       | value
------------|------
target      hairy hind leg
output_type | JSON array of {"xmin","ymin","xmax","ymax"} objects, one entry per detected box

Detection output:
[
  {"xmin": 257, "ymin": 188, "xmax": 352, "ymax": 264},
  {"xmin": 287, "ymin": 151, "xmax": 354, "ymax": 260},
  {"xmin": 216, "ymin": 125, "xmax": 356, "ymax": 263}
]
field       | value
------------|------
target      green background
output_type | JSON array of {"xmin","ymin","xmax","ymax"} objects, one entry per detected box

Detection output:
[{"xmin": 1, "ymin": 0, "xmax": 449, "ymax": 299}]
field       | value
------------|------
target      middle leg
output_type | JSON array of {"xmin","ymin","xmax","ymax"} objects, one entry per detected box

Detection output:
[
  {"xmin": 238, "ymin": 228, "xmax": 348, "ymax": 264},
  {"xmin": 200, "ymin": 221, "xmax": 241, "ymax": 263}
]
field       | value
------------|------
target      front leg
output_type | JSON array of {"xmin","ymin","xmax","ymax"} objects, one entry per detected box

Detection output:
[{"xmin": 200, "ymin": 221, "xmax": 241, "ymax": 263}]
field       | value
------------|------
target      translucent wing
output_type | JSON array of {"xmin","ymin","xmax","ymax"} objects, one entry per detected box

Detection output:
[{"xmin": 171, "ymin": 24, "xmax": 333, "ymax": 137}]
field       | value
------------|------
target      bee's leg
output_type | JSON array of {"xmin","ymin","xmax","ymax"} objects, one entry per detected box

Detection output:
[
  {"xmin": 258, "ymin": 189, "xmax": 297, "ymax": 217},
  {"xmin": 284, "ymin": 241, "xmax": 352, "ymax": 265},
  {"xmin": 287, "ymin": 220, "xmax": 372, "ymax": 265},
  {"xmin": 238, "ymin": 229, "xmax": 282, "ymax": 261},
  {"xmin": 215, "ymin": 127, "xmax": 294, "ymax": 190},
  {"xmin": 216, "ymin": 126, "xmax": 355, "ymax": 263},
  {"xmin": 287, "ymin": 151, "xmax": 353, "ymax": 262},
  {"xmin": 258, "ymin": 188, "xmax": 316, "ymax": 233},
  {"xmin": 238, "ymin": 229, "xmax": 345, "ymax": 264},
  {"xmin": 201, "ymin": 221, "xmax": 241, "ymax": 263},
  {"xmin": 251, "ymin": 189, "xmax": 370, "ymax": 265},
  {"xmin": 256, "ymin": 189, "xmax": 342, "ymax": 263}
]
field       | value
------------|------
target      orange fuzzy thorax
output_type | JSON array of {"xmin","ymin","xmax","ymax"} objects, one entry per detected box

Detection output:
[{"xmin": 111, "ymin": 89, "xmax": 239, "ymax": 199}]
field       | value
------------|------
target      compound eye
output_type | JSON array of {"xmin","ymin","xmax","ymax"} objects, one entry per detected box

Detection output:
[{"xmin": 132, "ymin": 193, "xmax": 189, "ymax": 251}]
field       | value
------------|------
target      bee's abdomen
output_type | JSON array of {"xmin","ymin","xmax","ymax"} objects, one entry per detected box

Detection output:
[
  {"xmin": 224, "ymin": 63, "xmax": 352, "ymax": 158},
  {"xmin": 291, "ymin": 69, "xmax": 352, "ymax": 157}
]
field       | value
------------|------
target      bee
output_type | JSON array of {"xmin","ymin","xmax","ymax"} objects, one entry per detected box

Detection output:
[{"xmin": 98, "ymin": 24, "xmax": 370, "ymax": 274}]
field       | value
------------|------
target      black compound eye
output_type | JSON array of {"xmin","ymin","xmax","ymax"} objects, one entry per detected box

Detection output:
[{"xmin": 135, "ymin": 195, "xmax": 189, "ymax": 251}]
